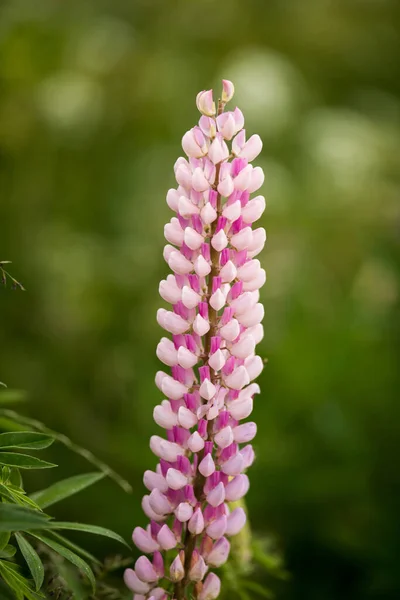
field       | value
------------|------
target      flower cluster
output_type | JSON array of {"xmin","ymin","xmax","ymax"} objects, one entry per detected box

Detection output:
[{"xmin": 125, "ymin": 80, "xmax": 266, "ymax": 600}]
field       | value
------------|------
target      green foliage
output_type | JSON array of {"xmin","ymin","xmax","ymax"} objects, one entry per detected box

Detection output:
[{"xmin": 0, "ymin": 396, "xmax": 129, "ymax": 599}]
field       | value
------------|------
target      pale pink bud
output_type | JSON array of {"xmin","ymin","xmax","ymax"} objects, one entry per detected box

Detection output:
[
  {"xmin": 175, "ymin": 164, "xmax": 192, "ymax": 189},
  {"xmin": 211, "ymin": 229, "xmax": 228, "ymax": 252},
  {"xmin": 194, "ymin": 255, "xmax": 211, "ymax": 277},
  {"xmin": 222, "ymin": 199, "xmax": 242, "ymax": 221},
  {"xmin": 159, "ymin": 275, "xmax": 181, "ymax": 304},
  {"xmin": 228, "ymin": 395, "xmax": 253, "ymax": 420},
  {"xmin": 199, "ymin": 378, "xmax": 216, "ymax": 401},
  {"xmin": 238, "ymin": 134, "xmax": 263, "ymax": 161},
  {"xmin": 237, "ymin": 259, "xmax": 261, "ymax": 281},
  {"xmin": 178, "ymin": 406, "xmax": 198, "ymax": 429},
  {"xmin": 220, "ymin": 318, "xmax": 240, "ymax": 341},
  {"xmin": 206, "ymin": 514, "xmax": 227, "ymax": 539},
  {"xmin": 178, "ymin": 195, "xmax": 199, "ymax": 217},
  {"xmin": 245, "ymin": 355, "xmax": 264, "ymax": 381},
  {"xmin": 193, "ymin": 314, "xmax": 210, "ymax": 336},
  {"xmin": 224, "ymin": 365, "xmax": 250, "ymax": 390},
  {"xmin": 149, "ymin": 588, "xmax": 167, "ymax": 600},
  {"xmin": 233, "ymin": 164, "xmax": 252, "ymax": 190},
  {"xmin": 233, "ymin": 422, "xmax": 257, "ymax": 443},
  {"xmin": 230, "ymin": 291, "xmax": 257, "ymax": 315},
  {"xmin": 226, "ymin": 507, "xmax": 247, "ymax": 536},
  {"xmin": 221, "ymin": 452, "xmax": 244, "ymax": 476},
  {"xmin": 168, "ymin": 250, "xmax": 193, "ymax": 274},
  {"xmin": 192, "ymin": 167, "xmax": 210, "ymax": 192},
  {"xmin": 175, "ymin": 502, "xmax": 193, "ymax": 522},
  {"xmin": 217, "ymin": 174, "xmax": 234, "ymax": 197},
  {"xmin": 166, "ymin": 188, "xmax": 180, "ymax": 211},
  {"xmin": 132, "ymin": 527, "xmax": 159, "ymax": 553},
  {"xmin": 189, "ymin": 554, "xmax": 208, "ymax": 582},
  {"xmin": 216, "ymin": 113, "xmax": 236, "ymax": 140},
  {"xmin": 225, "ymin": 474, "xmax": 250, "ymax": 502},
  {"xmin": 240, "ymin": 444, "xmax": 255, "ymax": 468},
  {"xmin": 200, "ymin": 202, "xmax": 217, "ymax": 225},
  {"xmin": 247, "ymin": 166, "xmax": 265, "ymax": 194},
  {"xmin": 241, "ymin": 195, "xmax": 266, "ymax": 223},
  {"xmin": 143, "ymin": 470, "xmax": 168, "ymax": 493},
  {"xmin": 156, "ymin": 337, "xmax": 178, "ymax": 366},
  {"xmin": 153, "ymin": 400, "xmax": 178, "ymax": 429},
  {"xmin": 209, "ymin": 289, "xmax": 225, "ymax": 311},
  {"xmin": 166, "ymin": 467, "xmax": 188, "ymax": 490},
  {"xmin": 142, "ymin": 495, "xmax": 164, "ymax": 521},
  {"xmin": 199, "ymin": 115, "xmax": 216, "ymax": 137},
  {"xmin": 150, "ymin": 436, "xmax": 185, "ymax": 461},
  {"xmin": 159, "ymin": 374, "xmax": 187, "ymax": 400},
  {"xmin": 242, "ymin": 268, "xmax": 266, "ymax": 292},
  {"xmin": 157, "ymin": 524, "xmax": 177, "ymax": 550},
  {"xmin": 157, "ymin": 309, "xmax": 189, "ymax": 335},
  {"xmin": 214, "ymin": 426, "xmax": 234, "ymax": 449},
  {"xmin": 206, "ymin": 482, "xmax": 225, "ymax": 507},
  {"xmin": 135, "ymin": 556, "xmax": 158, "ymax": 583},
  {"xmin": 236, "ymin": 303, "xmax": 264, "ymax": 327},
  {"xmin": 198, "ymin": 453, "xmax": 215, "ymax": 477},
  {"xmin": 177, "ymin": 346, "xmax": 198, "ymax": 368},
  {"xmin": 149, "ymin": 488, "xmax": 171, "ymax": 515},
  {"xmin": 182, "ymin": 128, "xmax": 207, "ymax": 158},
  {"xmin": 196, "ymin": 90, "xmax": 216, "ymax": 116},
  {"xmin": 208, "ymin": 349, "xmax": 226, "ymax": 371},
  {"xmin": 124, "ymin": 569, "xmax": 151, "ymax": 594},
  {"xmin": 188, "ymin": 431, "xmax": 205, "ymax": 452},
  {"xmin": 232, "ymin": 129, "xmax": 246, "ymax": 155},
  {"xmin": 188, "ymin": 507, "xmax": 205, "ymax": 534},
  {"xmin": 247, "ymin": 226, "xmax": 267, "ymax": 257},
  {"xmin": 222, "ymin": 79, "xmax": 235, "ymax": 103},
  {"xmin": 208, "ymin": 136, "xmax": 229, "ymax": 164},
  {"xmin": 164, "ymin": 217, "xmax": 184, "ymax": 245},
  {"xmin": 198, "ymin": 573, "xmax": 221, "ymax": 600},
  {"xmin": 170, "ymin": 554, "xmax": 185, "ymax": 582},
  {"xmin": 230, "ymin": 335, "xmax": 256, "ymax": 359},
  {"xmin": 184, "ymin": 227, "xmax": 204, "ymax": 250},
  {"xmin": 230, "ymin": 226, "xmax": 253, "ymax": 251},
  {"xmin": 181, "ymin": 285, "xmax": 201, "ymax": 309},
  {"xmin": 206, "ymin": 537, "xmax": 230, "ymax": 567}
]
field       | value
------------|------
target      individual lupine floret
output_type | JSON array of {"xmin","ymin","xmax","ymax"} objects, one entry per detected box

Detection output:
[{"xmin": 125, "ymin": 80, "xmax": 266, "ymax": 600}]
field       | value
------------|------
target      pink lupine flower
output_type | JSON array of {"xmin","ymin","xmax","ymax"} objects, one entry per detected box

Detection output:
[{"xmin": 126, "ymin": 81, "xmax": 266, "ymax": 600}]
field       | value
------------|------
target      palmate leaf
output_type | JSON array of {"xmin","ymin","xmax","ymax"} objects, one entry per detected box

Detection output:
[
  {"xmin": 29, "ymin": 533, "xmax": 96, "ymax": 593},
  {"xmin": 51, "ymin": 522, "xmax": 129, "ymax": 548},
  {"xmin": 0, "ymin": 544, "xmax": 16, "ymax": 558},
  {"xmin": 31, "ymin": 472, "xmax": 105, "ymax": 508},
  {"xmin": 15, "ymin": 533, "xmax": 44, "ymax": 591},
  {"xmin": 0, "ymin": 505, "xmax": 51, "ymax": 532},
  {"xmin": 0, "ymin": 432, "xmax": 54, "ymax": 450},
  {"xmin": 0, "ymin": 452, "xmax": 56, "ymax": 469},
  {"xmin": 0, "ymin": 560, "xmax": 45, "ymax": 600}
]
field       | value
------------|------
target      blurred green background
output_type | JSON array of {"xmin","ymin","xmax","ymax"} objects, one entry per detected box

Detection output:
[{"xmin": 1, "ymin": 0, "xmax": 400, "ymax": 598}]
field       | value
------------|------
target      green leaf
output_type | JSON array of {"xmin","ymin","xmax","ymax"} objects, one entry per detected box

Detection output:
[
  {"xmin": 0, "ymin": 560, "xmax": 45, "ymax": 600},
  {"xmin": 0, "ymin": 452, "xmax": 56, "ymax": 469},
  {"xmin": 31, "ymin": 472, "xmax": 105, "ymax": 509},
  {"xmin": 51, "ymin": 522, "xmax": 129, "ymax": 548},
  {"xmin": 0, "ymin": 390, "xmax": 27, "ymax": 405},
  {"xmin": 9, "ymin": 468, "xmax": 23, "ymax": 488},
  {"xmin": 0, "ymin": 544, "xmax": 17, "ymax": 558},
  {"xmin": 47, "ymin": 531, "xmax": 100, "ymax": 565},
  {"xmin": 0, "ymin": 531, "xmax": 10, "ymax": 550},
  {"xmin": 0, "ymin": 578, "xmax": 18, "ymax": 600},
  {"xmin": 0, "ymin": 483, "xmax": 42, "ymax": 511},
  {"xmin": 29, "ymin": 533, "xmax": 96, "ymax": 593},
  {"xmin": 15, "ymin": 533, "xmax": 44, "ymax": 591},
  {"xmin": 0, "ymin": 432, "xmax": 54, "ymax": 450},
  {"xmin": 0, "ymin": 505, "xmax": 51, "ymax": 532}
]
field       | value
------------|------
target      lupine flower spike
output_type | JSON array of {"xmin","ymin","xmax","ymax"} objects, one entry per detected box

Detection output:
[{"xmin": 125, "ymin": 80, "xmax": 266, "ymax": 600}]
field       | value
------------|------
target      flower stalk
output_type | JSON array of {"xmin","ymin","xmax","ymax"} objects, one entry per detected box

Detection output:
[{"xmin": 125, "ymin": 80, "xmax": 266, "ymax": 600}]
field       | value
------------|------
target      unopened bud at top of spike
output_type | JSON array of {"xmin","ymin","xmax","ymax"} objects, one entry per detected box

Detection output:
[{"xmin": 221, "ymin": 79, "xmax": 235, "ymax": 103}]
